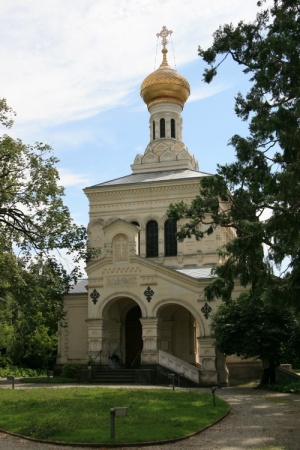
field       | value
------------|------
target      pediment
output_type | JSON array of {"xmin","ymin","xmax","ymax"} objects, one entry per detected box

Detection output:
[
  {"xmin": 87, "ymin": 254, "xmax": 205, "ymax": 290},
  {"xmin": 104, "ymin": 219, "xmax": 137, "ymax": 236}
]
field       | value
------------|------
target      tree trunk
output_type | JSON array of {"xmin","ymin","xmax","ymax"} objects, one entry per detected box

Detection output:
[{"xmin": 261, "ymin": 358, "xmax": 278, "ymax": 385}]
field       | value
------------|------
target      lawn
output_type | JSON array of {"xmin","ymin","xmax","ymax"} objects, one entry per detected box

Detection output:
[{"xmin": 0, "ymin": 387, "xmax": 229, "ymax": 444}]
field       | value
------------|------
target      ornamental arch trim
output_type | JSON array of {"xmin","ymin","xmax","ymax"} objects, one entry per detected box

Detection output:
[
  {"xmin": 99, "ymin": 292, "xmax": 147, "ymax": 319},
  {"xmin": 143, "ymin": 215, "xmax": 161, "ymax": 226},
  {"xmin": 87, "ymin": 218, "xmax": 104, "ymax": 233},
  {"xmin": 151, "ymin": 298, "xmax": 206, "ymax": 337}
]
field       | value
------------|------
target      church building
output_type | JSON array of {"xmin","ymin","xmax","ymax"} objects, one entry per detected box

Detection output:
[{"xmin": 57, "ymin": 27, "xmax": 258, "ymax": 386}]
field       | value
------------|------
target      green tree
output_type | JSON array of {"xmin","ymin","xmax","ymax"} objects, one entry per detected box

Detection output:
[
  {"xmin": 0, "ymin": 255, "xmax": 73, "ymax": 369},
  {"xmin": 0, "ymin": 100, "xmax": 87, "ymax": 263},
  {"xmin": 168, "ymin": 0, "xmax": 300, "ymax": 380},
  {"xmin": 169, "ymin": 0, "xmax": 300, "ymax": 305},
  {"xmin": 211, "ymin": 296, "xmax": 300, "ymax": 383},
  {"xmin": 0, "ymin": 99, "xmax": 89, "ymax": 369}
]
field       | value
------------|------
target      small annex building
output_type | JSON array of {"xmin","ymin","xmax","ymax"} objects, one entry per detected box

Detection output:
[{"xmin": 57, "ymin": 27, "xmax": 260, "ymax": 386}]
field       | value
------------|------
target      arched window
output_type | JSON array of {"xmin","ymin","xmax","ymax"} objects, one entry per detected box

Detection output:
[
  {"xmin": 160, "ymin": 118, "xmax": 165, "ymax": 138},
  {"xmin": 153, "ymin": 121, "xmax": 156, "ymax": 140},
  {"xmin": 164, "ymin": 220, "xmax": 177, "ymax": 256},
  {"xmin": 146, "ymin": 220, "xmax": 158, "ymax": 257},
  {"xmin": 171, "ymin": 119, "xmax": 176, "ymax": 138},
  {"xmin": 131, "ymin": 221, "xmax": 140, "ymax": 255}
]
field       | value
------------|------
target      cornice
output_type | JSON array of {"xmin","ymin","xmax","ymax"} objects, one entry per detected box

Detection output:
[
  {"xmin": 87, "ymin": 254, "xmax": 212, "ymax": 290},
  {"xmin": 86, "ymin": 181, "xmax": 201, "ymax": 202},
  {"xmin": 130, "ymin": 255, "xmax": 211, "ymax": 289}
]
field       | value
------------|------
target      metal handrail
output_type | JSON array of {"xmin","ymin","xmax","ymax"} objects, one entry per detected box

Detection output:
[
  {"xmin": 131, "ymin": 349, "xmax": 142, "ymax": 366},
  {"xmin": 88, "ymin": 349, "xmax": 102, "ymax": 366}
]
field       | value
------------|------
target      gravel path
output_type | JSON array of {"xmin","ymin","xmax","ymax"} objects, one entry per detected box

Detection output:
[{"xmin": 0, "ymin": 384, "xmax": 300, "ymax": 450}]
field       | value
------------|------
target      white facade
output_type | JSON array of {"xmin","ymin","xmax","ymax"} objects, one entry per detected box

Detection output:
[{"xmin": 57, "ymin": 29, "xmax": 259, "ymax": 385}]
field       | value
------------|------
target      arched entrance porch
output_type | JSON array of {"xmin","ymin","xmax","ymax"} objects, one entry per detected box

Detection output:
[
  {"xmin": 156, "ymin": 303, "xmax": 200, "ymax": 366},
  {"xmin": 98, "ymin": 296, "xmax": 143, "ymax": 368},
  {"xmin": 125, "ymin": 305, "xmax": 143, "ymax": 368}
]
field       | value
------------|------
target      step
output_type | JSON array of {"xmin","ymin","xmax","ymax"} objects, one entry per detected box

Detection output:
[{"xmin": 92, "ymin": 369, "xmax": 136, "ymax": 384}]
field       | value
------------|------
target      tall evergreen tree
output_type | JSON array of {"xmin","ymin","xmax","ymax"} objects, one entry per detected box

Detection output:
[
  {"xmin": 168, "ymin": 0, "xmax": 300, "ymax": 380},
  {"xmin": 169, "ymin": 0, "xmax": 300, "ymax": 307}
]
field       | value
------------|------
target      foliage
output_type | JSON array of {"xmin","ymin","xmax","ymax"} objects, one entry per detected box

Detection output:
[
  {"xmin": 169, "ymin": 0, "xmax": 300, "ymax": 308},
  {"xmin": 168, "ymin": 1, "xmax": 300, "ymax": 380},
  {"xmin": 0, "ymin": 254, "xmax": 74, "ymax": 369},
  {"xmin": 0, "ymin": 98, "xmax": 15, "ymax": 128},
  {"xmin": 61, "ymin": 363, "xmax": 82, "ymax": 378},
  {"xmin": 264, "ymin": 380, "xmax": 300, "ymax": 394},
  {"xmin": 0, "ymin": 366, "xmax": 41, "ymax": 378},
  {"xmin": 0, "ymin": 100, "xmax": 88, "ymax": 264},
  {"xmin": 0, "ymin": 388, "xmax": 229, "ymax": 443},
  {"xmin": 211, "ymin": 295, "xmax": 300, "ymax": 364},
  {"xmin": 0, "ymin": 98, "xmax": 93, "ymax": 370}
]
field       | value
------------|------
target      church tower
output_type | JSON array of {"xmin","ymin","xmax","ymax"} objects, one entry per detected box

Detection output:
[
  {"xmin": 133, "ymin": 26, "xmax": 198, "ymax": 173},
  {"xmin": 57, "ymin": 27, "xmax": 254, "ymax": 387}
]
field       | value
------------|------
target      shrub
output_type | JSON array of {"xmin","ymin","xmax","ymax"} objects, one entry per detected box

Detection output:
[
  {"xmin": 0, "ymin": 366, "xmax": 41, "ymax": 378},
  {"xmin": 61, "ymin": 364, "xmax": 82, "ymax": 379},
  {"xmin": 0, "ymin": 354, "xmax": 12, "ymax": 368},
  {"xmin": 266, "ymin": 380, "xmax": 300, "ymax": 394}
]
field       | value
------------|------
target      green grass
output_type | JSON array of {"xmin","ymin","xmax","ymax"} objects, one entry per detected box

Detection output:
[{"xmin": 0, "ymin": 388, "xmax": 229, "ymax": 444}]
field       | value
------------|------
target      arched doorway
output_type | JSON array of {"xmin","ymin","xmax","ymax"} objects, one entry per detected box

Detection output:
[
  {"xmin": 157, "ymin": 304, "xmax": 200, "ymax": 365},
  {"xmin": 125, "ymin": 305, "xmax": 143, "ymax": 368}
]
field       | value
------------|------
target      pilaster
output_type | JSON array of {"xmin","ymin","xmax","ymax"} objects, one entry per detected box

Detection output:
[
  {"xmin": 198, "ymin": 336, "xmax": 218, "ymax": 384},
  {"xmin": 140, "ymin": 318, "xmax": 159, "ymax": 365}
]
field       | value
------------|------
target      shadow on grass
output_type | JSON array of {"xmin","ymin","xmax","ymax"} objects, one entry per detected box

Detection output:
[
  {"xmin": 0, "ymin": 387, "xmax": 229, "ymax": 444},
  {"xmin": 21, "ymin": 376, "xmax": 77, "ymax": 384}
]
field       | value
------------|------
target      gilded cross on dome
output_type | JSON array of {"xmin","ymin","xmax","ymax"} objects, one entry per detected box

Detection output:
[{"xmin": 156, "ymin": 26, "xmax": 173, "ymax": 50}]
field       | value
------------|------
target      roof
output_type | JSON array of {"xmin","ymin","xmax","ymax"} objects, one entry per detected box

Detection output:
[
  {"xmin": 69, "ymin": 278, "xmax": 88, "ymax": 294},
  {"xmin": 87, "ymin": 169, "xmax": 212, "ymax": 189},
  {"xmin": 175, "ymin": 267, "xmax": 214, "ymax": 279},
  {"xmin": 67, "ymin": 268, "xmax": 214, "ymax": 296}
]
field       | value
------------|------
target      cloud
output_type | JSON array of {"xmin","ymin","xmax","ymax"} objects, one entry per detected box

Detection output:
[
  {"xmin": 58, "ymin": 168, "xmax": 91, "ymax": 188},
  {"xmin": 0, "ymin": 0, "xmax": 262, "ymax": 132},
  {"xmin": 189, "ymin": 83, "xmax": 232, "ymax": 103}
]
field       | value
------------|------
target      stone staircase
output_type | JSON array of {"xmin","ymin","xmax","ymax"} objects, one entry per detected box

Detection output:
[
  {"xmin": 91, "ymin": 367, "xmax": 136, "ymax": 384},
  {"xmin": 158, "ymin": 350, "xmax": 201, "ymax": 385}
]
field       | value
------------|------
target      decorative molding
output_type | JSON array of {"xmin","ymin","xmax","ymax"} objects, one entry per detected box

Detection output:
[
  {"xmin": 90, "ymin": 289, "xmax": 100, "ymax": 305},
  {"xmin": 140, "ymin": 276, "xmax": 157, "ymax": 285},
  {"xmin": 113, "ymin": 235, "xmax": 129, "ymax": 263},
  {"xmin": 103, "ymin": 266, "xmax": 141, "ymax": 275},
  {"xmin": 149, "ymin": 102, "xmax": 182, "ymax": 114},
  {"xmin": 107, "ymin": 276, "xmax": 137, "ymax": 286},
  {"xmin": 86, "ymin": 180, "xmax": 203, "ymax": 201},
  {"xmin": 144, "ymin": 286, "xmax": 154, "ymax": 302},
  {"xmin": 201, "ymin": 302, "xmax": 212, "ymax": 319},
  {"xmin": 130, "ymin": 256, "xmax": 213, "ymax": 289}
]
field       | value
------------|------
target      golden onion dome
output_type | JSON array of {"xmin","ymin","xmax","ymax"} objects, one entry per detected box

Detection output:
[{"xmin": 141, "ymin": 47, "xmax": 190, "ymax": 109}]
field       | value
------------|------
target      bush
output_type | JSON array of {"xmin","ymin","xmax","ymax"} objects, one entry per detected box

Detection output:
[
  {"xmin": 266, "ymin": 380, "xmax": 300, "ymax": 394},
  {"xmin": 0, "ymin": 354, "xmax": 12, "ymax": 368},
  {"xmin": 61, "ymin": 364, "xmax": 82, "ymax": 379},
  {"xmin": 0, "ymin": 366, "xmax": 41, "ymax": 378}
]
